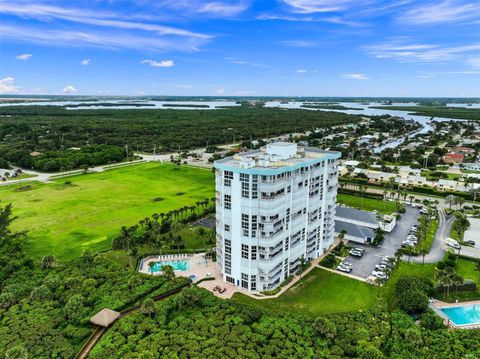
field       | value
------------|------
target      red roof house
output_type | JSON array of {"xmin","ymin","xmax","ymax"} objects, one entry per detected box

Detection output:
[{"xmin": 444, "ymin": 153, "xmax": 464, "ymax": 164}]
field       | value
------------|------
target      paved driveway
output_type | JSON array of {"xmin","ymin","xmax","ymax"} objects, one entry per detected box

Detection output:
[{"xmin": 345, "ymin": 206, "xmax": 421, "ymax": 278}]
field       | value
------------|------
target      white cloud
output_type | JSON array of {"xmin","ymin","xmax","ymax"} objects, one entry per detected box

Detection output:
[
  {"xmin": 296, "ymin": 69, "xmax": 307, "ymax": 73},
  {"xmin": 80, "ymin": 58, "xmax": 90, "ymax": 65},
  {"xmin": 198, "ymin": 2, "xmax": 248, "ymax": 16},
  {"xmin": 141, "ymin": 59, "xmax": 175, "ymax": 67},
  {"xmin": 225, "ymin": 57, "xmax": 269, "ymax": 68},
  {"xmin": 466, "ymin": 57, "xmax": 480, "ymax": 69},
  {"xmin": 279, "ymin": 40, "xmax": 316, "ymax": 47},
  {"xmin": 0, "ymin": 77, "xmax": 19, "ymax": 94},
  {"xmin": 0, "ymin": 3, "xmax": 211, "ymax": 52},
  {"xmin": 366, "ymin": 39, "xmax": 480, "ymax": 64},
  {"xmin": 214, "ymin": 88, "xmax": 225, "ymax": 95},
  {"xmin": 342, "ymin": 73, "xmax": 369, "ymax": 80},
  {"xmin": 0, "ymin": 24, "xmax": 205, "ymax": 52},
  {"xmin": 173, "ymin": 84, "xmax": 193, "ymax": 89},
  {"xmin": 62, "ymin": 85, "xmax": 78, "ymax": 93},
  {"xmin": 282, "ymin": 0, "xmax": 356, "ymax": 14},
  {"xmin": 16, "ymin": 53, "xmax": 32, "ymax": 60},
  {"xmin": 403, "ymin": 0, "xmax": 480, "ymax": 25}
]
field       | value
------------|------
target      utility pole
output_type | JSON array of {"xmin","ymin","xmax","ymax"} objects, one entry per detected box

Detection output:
[
  {"xmin": 125, "ymin": 144, "xmax": 129, "ymax": 159},
  {"xmin": 153, "ymin": 144, "xmax": 156, "ymax": 161}
]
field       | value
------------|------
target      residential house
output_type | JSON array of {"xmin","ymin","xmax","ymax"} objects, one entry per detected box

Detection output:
[{"xmin": 444, "ymin": 153, "xmax": 465, "ymax": 164}]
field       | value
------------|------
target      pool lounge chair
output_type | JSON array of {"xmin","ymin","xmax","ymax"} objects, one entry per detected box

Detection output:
[{"xmin": 219, "ymin": 288, "xmax": 226, "ymax": 294}]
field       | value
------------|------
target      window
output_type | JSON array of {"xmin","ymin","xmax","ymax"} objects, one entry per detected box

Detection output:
[
  {"xmin": 250, "ymin": 275, "xmax": 256, "ymax": 290},
  {"xmin": 241, "ymin": 214, "xmax": 249, "ymax": 229},
  {"xmin": 240, "ymin": 173, "xmax": 249, "ymax": 182},
  {"xmin": 241, "ymin": 181, "xmax": 249, "ymax": 198},
  {"xmin": 226, "ymin": 276, "xmax": 235, "ymax": 284},
  {"xmin": 224, "ymin": 171, "xmax": 233, "ymax": 187},
  {"xmin": 224, "ymin": 194, "xmax": 231, "ymax": 210},
  {"xmin": 251, "ymin": 245, "xmax": 257, "ymax": 260},
  {"xmin": 241, "ymin": 244, "xmax": 249, "ymax": 259},
  {"xmin": 241, "ymin": 273, "xmax": 248, "ymax": 289},
  {"xmin": 224, "ymin": 224, "xmax": 230, "ymax": 232}
]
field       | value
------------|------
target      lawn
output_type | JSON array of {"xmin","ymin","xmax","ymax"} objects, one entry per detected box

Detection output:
[
  {"xmin": 337, "ymin": 193, "xmax": 397, "ymax": 214},
  {"xmin": 382, "ymin": 262, "xmax": 437, "ymax": 308},
  {"xmin": 457, "ymin": 259, "xmax": 480, "ymax": 282},
  {"xmin": 232, "ymin": 267, "xmax": 378, "ymax": 316},
  {"xmin": 0, "ymin": 163, "xmax": 214, "ymax": 261}
]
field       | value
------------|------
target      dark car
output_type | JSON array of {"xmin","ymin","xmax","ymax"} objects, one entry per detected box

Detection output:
[{"xmin": 464, "ymin": 240, "xmax": 476, "ymax": 246}]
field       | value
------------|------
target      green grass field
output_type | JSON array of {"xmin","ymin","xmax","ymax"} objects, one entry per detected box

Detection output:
[
  {"xmin": 457, "ymin": 259, "xmax": 480, "ymax": 282},
  {"xmin": 0, "ymin": 163, "xmax": 214, "ymax": 261},
  {"xmin": 232, "ymin": 268, "xmax": 378, "ymax": 316},
  {"xmin": 337, "ymin": 193, "xmax": 397, "ymax": 214}
]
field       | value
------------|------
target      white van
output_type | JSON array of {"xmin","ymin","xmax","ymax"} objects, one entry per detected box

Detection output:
[{"xmin": 445, "ymin": 238, "xmax": 460, "ymax": 249}]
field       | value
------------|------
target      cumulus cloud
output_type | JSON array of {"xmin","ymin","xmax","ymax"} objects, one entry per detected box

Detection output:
[
  {"xmin": 141, "ymin": 59, "xmax": 175, "ymax": 67},
  {"xmin": 80, "ymin": 58, "xmax": 90, "ymax": 65},
  {"xmin": 62, "ymin": 85, "xmax": 78, "ymax": 93},
  {"xmin": 342, "ymin": 73, "xmax": 369, "ymax": 80},
  {"xmin": 16, "ymin": 53, "xmax": 33, "ymax": 60},
  {"xmin": 0, "ymin": 77, "xmax": 19, "ymax": 93}
]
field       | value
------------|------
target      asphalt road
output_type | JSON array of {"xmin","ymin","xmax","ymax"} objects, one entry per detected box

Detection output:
[
  {"xmin": 406, "ymin": 208, "xmax": 454, "ymax": 264},
  {"xmin": 345, "ymin": 206, "xmax": 421, "ymax": 278}
]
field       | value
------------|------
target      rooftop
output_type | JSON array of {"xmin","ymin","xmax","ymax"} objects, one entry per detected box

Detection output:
[
  {"xmin": 90, "ymin": 308, "xmax": 121, "ymax": 327},
  {"xmin": 215, "ymin": 142, "xmax": 340, "ymax": 172},
  {"xmin": 335, "ymin": 220, "xmax": 375, "ymax": 239},
  {"xmin": 335, "ymin": 206, "xmax": 378, "ymax": 225}
]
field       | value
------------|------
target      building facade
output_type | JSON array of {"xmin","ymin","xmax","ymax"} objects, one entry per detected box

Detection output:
[{"xmin": 214, "ymin": 142, "xmax": 340, "ymax": 292}]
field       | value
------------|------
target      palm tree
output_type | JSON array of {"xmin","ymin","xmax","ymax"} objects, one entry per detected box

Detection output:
[
  {"xmin": 148, "ymin": 261, "xmax": 156, "ymax": 275},
  {"xmin": 445, "ymin": 195, "xmax": 456, "ymax": 210},
  {"xmin": 453, "ymin": 274, "xmax": 464, "ymax": 297},
  {"xmin": 409, "ymin": 195, "xmax": 415, "ymax": 205},
  {"xmin": 475, "ymin": 262, "xmax": 480, "ymax": 287},
  {"xmin": 419, "ymin": 247, "xmax": 429, "ymax": 264}
]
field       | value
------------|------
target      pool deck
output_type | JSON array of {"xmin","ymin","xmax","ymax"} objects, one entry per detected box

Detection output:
[
  {"xmin": 139, "ymin": 253, "xmax": 217, "ymax": 281},
  {"xmin": 430, "ymin": 299, "xmax": 480, "ymax": 329}
]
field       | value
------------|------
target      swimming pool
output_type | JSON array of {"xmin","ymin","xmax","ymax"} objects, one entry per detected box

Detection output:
[
  {"xmin": 151, "ymin": 259, "xmax": 190, "ymax": 273},
  {"xmin": 440, "ymin": 304, "xmax": 480, "ymax": 326}
]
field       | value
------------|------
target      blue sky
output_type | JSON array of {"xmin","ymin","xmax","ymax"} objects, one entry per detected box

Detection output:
[{"xmin": 1, "ymin": 0, "xmax": 479, "ymax": 97}]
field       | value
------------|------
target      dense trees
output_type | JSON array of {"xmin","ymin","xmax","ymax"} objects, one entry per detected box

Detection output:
[
  {"xmin": 91, "ymin": 286, "xmax": 480, "ymax": 358},
  {"xmin": 2, "ymin": 144, "xmax": 127, "ymax": 172},
  {"xmin": 0, "ymin": 202, "xmax": 188, "ymax": 358},
  {"xmin": 0, "ymin": 106, "xmax": 360, "ymax": 169}
]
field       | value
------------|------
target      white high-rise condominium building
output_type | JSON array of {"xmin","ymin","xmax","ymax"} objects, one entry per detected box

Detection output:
[{"xmin": 214, "ymin": 142, "xmax": 340, "ymax": 292}]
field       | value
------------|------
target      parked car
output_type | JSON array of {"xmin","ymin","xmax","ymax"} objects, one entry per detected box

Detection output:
[
  {"xmin": 420, "ymin": 208, "xmax": 429, "ymax": 215},
  {"xmin": 445, "ymin": 237, "xmax": 460, "ymax": 249},
  {"xmin": 375, "ymin": 264, "xmax": 388, "ymax": 271},
  {"xmin": 372, "ymin": 271, "xmax": 388, "ymax": 280},
  {"xmin": 464, "ymin": 240, "xmax": 476, "ymax": 246},
  {"xmin": 353, "ymin": 247, "xmax": 366, "ymax": 253},
  {"xmin": 349, "ymin": 250, "xmax": 363, "ymax": 257},
  {"xmin": 337, "ymin": 265, "xmax": 352, "ymax": 273},
  {"xmin": 341, "ymin": 261, "xmax": 353, "ymax": 269}
]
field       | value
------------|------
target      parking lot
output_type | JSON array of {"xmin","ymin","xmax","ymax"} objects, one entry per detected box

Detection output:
[{"xmin": 342, "ymin": 206, "xmax": 421, "ymax": 279}]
